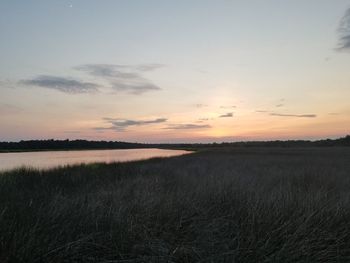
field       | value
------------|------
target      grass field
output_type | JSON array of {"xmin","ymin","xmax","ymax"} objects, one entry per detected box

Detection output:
[{"xmin": 1, "ymin": 147, "xmax": 350, "ymax": 262}]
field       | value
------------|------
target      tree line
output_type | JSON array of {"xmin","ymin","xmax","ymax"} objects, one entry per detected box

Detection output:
[{"xmin": 0, "ymin": 135, "xmax": 349, "ymax": 151}]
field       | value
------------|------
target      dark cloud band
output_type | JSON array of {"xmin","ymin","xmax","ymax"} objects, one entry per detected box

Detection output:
[
  {"xmin": 337, "ymin": 8, "xmax": 350, "ymax": 51},
  {"xmin": 219, "ymin": 112, "xmax": 233, "ymax": 118},
  {"xmin": 270, "ymin": 113, "xmax": 316, "ymax": 118},
  {"xmin": 21, "ymin": 75, "xmax": 99, "ymax": 94},
  {"xmin": 19, "ymin": 63, "xmax": 163, "ymax": 95},
  {"xmin": 96, "ymin": 117, "xmax": 167, "ymax": 131},
  {"xmin": 75, "ymin": 64, "xmax": 162, "ymax": 94}
]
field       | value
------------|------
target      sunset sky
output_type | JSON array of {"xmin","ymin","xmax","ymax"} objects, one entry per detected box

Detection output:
[{"xmin": 1, "ymin": 0, "xmax": 350, "ymax": 143}]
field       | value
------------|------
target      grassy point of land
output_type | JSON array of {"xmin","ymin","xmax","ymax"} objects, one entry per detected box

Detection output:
[{"xmin": 1, "ymin": 147, "xmax": 350, "ymax": 262}]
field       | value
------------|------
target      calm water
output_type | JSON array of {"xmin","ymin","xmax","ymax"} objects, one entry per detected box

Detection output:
[{"xmin": 0, "ymin": 148, "xmax": 191, "ymax": 172}]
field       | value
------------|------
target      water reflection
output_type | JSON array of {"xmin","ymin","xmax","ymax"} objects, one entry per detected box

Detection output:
[{"xmin": 0, "ymin": 148, "xmax": 191, "ymax": 171}]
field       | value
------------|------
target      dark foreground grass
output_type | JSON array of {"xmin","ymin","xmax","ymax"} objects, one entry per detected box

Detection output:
[{"xmin": 1, "ymin": 147, "xmax": 350, "ymax": 262}]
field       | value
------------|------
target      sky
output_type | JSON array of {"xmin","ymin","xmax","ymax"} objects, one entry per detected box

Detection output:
[{"xmin": 0, "ymin": 0, "xmax": 350, "ymax": 143}]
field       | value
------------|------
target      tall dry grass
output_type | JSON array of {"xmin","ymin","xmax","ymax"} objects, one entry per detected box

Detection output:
[{"xmin": 1, "ymin": 147, "xmax": 350, "ymax": 262}]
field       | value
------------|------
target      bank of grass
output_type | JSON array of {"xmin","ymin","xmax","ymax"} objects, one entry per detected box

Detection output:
[{"xmin": 1, "ymin": 147, "xmax": 350, "ymax": 262}]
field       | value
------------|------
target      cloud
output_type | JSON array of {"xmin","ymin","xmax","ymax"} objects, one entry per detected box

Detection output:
[
  {"xmin": 164, "ymin": 124, "xmax": 211, "ymax": 130},
  {"xmin": 270, "ymin": 113, "xmax": 317, "ymax": 118},
  {"xmin": 75, "ymin": 64, "xmax": 137, "ymax": 78},
  {"xmin": 337, "ymin": 8, "xmax": 350, "ymax": 51},
  {"xmin": 97, "ymin": 117, "xmax": 167, "ymax": 131},
  {"xmin": 194, "ymin": 104, "xmax": 208, "ymax": 108},
  {"xmin": 110, "ymin": 81, "xmax": 160, "ymax": 94},
  {"xmin": 220, "ymin": 105, "xmax": 236, "ymax": 109},
  {"xmin": 75, "ymin": 64, "xmax": 164, "ymax": 76},
  {"xmin": 275, "ymin": 104, "xmax": 284, "ymax": 107},
  {"xmin": 256, "ymin": 110, "xmax": 269, "ymax": 113},
  {"xmin": 93, "ymin": 127, "xmax": 112, "ymax": 131},
  {"xmin": 219, "ymin": 112, "xmax": 233, "ymax": 118},
  {"xmin": 20, "ymin": 75, "xmax": 99, "ymax": 94},
  {"xmin": 135, "ymin": 64, "xmax": 165, "ymax": 72},
  {"xmin": 75, "ymin": 64, "xmax": 163, "ymax": 94},
  {"xmin": 13, "ymin": 63, "xmax": 163, "ymax": 95}
]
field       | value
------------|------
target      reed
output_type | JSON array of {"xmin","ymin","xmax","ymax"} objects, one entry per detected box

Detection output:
[{"xmin": 1, "ymin": 147, "xmax": 350, "ymax": 262}]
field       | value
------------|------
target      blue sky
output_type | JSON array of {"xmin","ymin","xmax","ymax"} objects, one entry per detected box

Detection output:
[{"xmin": 1, "ymin": 1, "xmax": 350, "ymax": 142}]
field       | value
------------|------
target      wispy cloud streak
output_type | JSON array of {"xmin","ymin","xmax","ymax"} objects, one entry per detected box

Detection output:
[
  {"xmin": 219, "ymin": 112, "xmax": 233, "ymax": 118},
  {"xmin": 337, "ymin": 8, "xmax": 350, "ymax": 51},
  {"xmin": 96, "ymin": 117, "xmax": 167, "ymax": 131},
  {"xmin": 164, "ymin": 124, "xmax": 211, "ymax": 130},
  {"xmin": 75, "ymin": 64, "xmax": 163, "ymax": 94},
  {"xmin": 21, "ymin": 75, "xmax": 99, "ymax": 94},
  {"xmin": 194, "ymin": 104, "xmax": 208, "ymax": 108},
  {"xmin": 220, "ymin": 106, "xmax": 236, "ymax": 109},
  {"xmin": 270, "ymin": 113, "xmax": 317, "ymax": 118}
]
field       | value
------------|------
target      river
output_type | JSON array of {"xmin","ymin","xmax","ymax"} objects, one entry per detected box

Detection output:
[{"xmin": 0, "ymin": 148, "xmax": 191, "ymax": 171}]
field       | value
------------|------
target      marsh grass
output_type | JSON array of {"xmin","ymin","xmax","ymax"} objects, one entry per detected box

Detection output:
[{"xmin": 1, "ymin": 147, "xmax": 350, "ymax": 262}]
